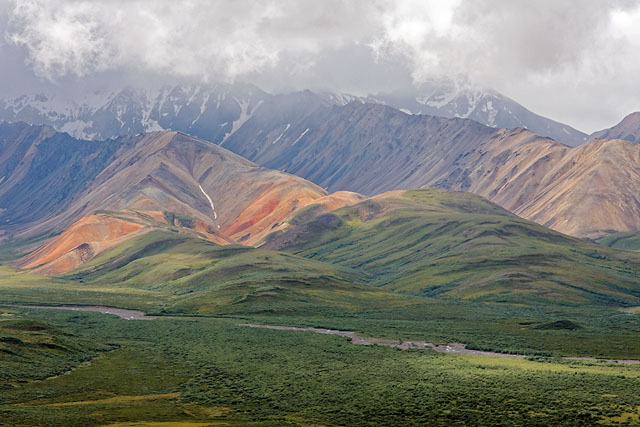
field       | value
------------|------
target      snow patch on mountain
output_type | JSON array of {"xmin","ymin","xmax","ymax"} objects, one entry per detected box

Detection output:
[
  {"xmin": 482, "ymin": 101, "xmax": 498, "ymax": 127},
  {"xmin": 271, "ymin": 123, "xmax": 290, "ymax": 144},
  {"xmin": 0, "ymin": 83, "xmax": 269, "ymax": 143},
  {"xmin": 199, "ymin": 184, "xmax": 218, "ymax": 221},
  {"xmin": 292, "ymin": 128, "xmax": 310, "ymax": 145},
  {"xmin": 60, "ymin": 120, "xmax": 94, "ymax": 138}
]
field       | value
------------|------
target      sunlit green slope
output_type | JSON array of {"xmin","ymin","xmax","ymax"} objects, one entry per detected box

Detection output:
[{"xmin": 264, "ymin": 188, "xmax": 640, "ymax": 306}]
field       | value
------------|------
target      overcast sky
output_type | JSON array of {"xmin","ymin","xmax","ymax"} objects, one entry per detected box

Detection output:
[{"xmin": 1, "ymin": 0, "xmax": 640, "ymax": 133}]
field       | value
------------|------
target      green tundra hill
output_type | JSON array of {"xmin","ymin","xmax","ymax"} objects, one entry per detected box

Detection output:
[{"xmin": 264, "ymin": 188, "xmax": 640, "ymax": 306}]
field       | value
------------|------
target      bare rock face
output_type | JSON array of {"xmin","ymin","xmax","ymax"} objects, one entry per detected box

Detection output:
[{"xmin": 440, "ymin": 132, "xmax": 640, "ymax": 239}]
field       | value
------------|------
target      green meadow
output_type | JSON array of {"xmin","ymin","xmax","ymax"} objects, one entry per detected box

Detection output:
[
  {"xmin": 599, "ymin": 231, "xmax": 640, "ymax": 251},
  {"xmin": 266, "ymin": 189, "xmax": 640, "ymax": 306},
  {"xmin": 2, "ymin": 307, "xmax": 640, "ymax": 426}
]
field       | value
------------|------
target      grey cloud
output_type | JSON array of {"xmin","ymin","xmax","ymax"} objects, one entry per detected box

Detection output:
[{"xmin": 3, "ymin": 0, "xmax": 640, "ymax": 132}]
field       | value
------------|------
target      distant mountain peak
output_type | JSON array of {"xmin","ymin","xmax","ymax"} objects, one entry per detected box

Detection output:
[
  {"xmin": 362, "ymin": 86, "xmax": 585, "ymax": 146},
  {"xmin": 315, "ymin": 79, "xmax": 585, "ymax": 146},
  {"xmin": 590, "ymin": 111, "xmax": 640, "ymax": 143},
  {"xmin": 0, "ymin": 82, "xmax": 269, "ymax": 143}
]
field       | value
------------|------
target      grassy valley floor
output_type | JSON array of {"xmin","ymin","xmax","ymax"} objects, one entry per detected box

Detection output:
[
  {"xmin": 2, "ymin": 189, "xmax": 640, "ymax": 425},
  {"xmin": 1, "ymin": 305, "xmax": 640, "ymax": 426}
]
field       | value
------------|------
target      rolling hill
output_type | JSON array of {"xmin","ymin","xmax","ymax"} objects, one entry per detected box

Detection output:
[
  {"xmin": 263, "ymin": 188, "xmax": 640, "ymax": 306},
  {"xmin": 598, "ymin": 231, "xmax": 640, "ymax": 251},
  {"xmin": 14, "ymin": 186, "xmax": 640, "ymax": 310},
  {"xmin": 50, "ymin": 230, "xmax": 409, "ymax": 315}
]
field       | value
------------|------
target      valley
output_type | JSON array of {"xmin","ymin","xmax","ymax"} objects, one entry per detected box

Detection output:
[
  {"xmin": 3, "ymin": 301, "xmax": 640, "ymax": 426},
  {"xmin": 4, "ymin": 2, "xmax": 640, "ymax": 425},
  {"xmin": 2, "ymin": 90, "xmax": 640, "ymax": 426}
]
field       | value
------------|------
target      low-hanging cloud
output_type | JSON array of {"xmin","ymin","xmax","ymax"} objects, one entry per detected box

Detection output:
[
  {"xmin": 4, "ymin": 0, "xmax": 640, "ymax": 131},
  {"xmin": 6, "ymin": 0, "xmax": 381, "ymax": 80}
]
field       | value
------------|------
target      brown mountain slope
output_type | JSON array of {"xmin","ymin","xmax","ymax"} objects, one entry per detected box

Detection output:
[
  {"xmin": 17, "ymin": 210, "xmax": 235, "ymax": 274},
  {"xmin": 223, "ymin": 102, "xmax": 640, "ymax": 238},
  {"xmin": 438, "ymin": 131, "xmax": 640, "ymax": 238},
  {"xmin": 591, "ymin": 112, "xmax": 640, "ymax": 143},
  {"xmin": 22, "ymin": 131, "xmax": 328, "ymax": 244},
  {"xmin": 15, "ymin": 130, "xmax": 368, "ymax": 273},
  {"xmin": 512, "ymin": 138, "xmax": 640, "ymax": 237}
]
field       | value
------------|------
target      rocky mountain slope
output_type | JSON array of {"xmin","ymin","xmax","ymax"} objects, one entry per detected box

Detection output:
[
  {"xmin": 590, "ymin": 112, "xmax": 640, "ymax": 143},
  {"xmin": 362, "ymin": 83, "xmax": 587, "ymax": 146},
  {"xmin": 0, "ymin": 123, "xmax": 329, "ymax": 237},
  {"xmin": 223, "ymin": 101, "xmax": 640, "ymax": 238},
  {"xmin": 0, "ymin": 122, "xmax": 127, "ymax": 237},
  {"xmin": 0, "ymin": 123, "xmax": 368, "ymax": 272}
]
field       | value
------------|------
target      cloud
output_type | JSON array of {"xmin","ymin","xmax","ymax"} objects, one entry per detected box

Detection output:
[
  {"xmin": 6, "ymin": 0, "xmax": 381, "ymax": 81},
  {"xmin": 4, "ymin": 0, "xmax": 640, "ymax": 131}
]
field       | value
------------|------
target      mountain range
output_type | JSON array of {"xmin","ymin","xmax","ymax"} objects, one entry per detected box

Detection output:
[
  {"xmin": 1, "ymin": 73, "xmax": 640, "ymax": 315},
  {"xmin": 358, "ymin": 82, "xmax": 587, "ymax": 146},
  {"xmin": 1, "ymin": 120, "xmax": 640, "ymax": 310},
  {"xmin": 4, "ymin": 96, "xmax": 640, "ymax": 246},
  {"xmin": 0, "ymin": 83, "xmax": 267, "ymax": 143},
  {"xmin": 0, "ymin": 81, "xmax": 587, "ymax": 146},
  {"xmin": 223, "ymin": 101, "xmax": 640, "ymax": 238}
]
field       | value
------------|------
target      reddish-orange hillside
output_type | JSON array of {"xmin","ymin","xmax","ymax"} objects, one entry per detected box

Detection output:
[
  {"xmin": 225, "ymin": 189, "xmax": 366, "ymax": 245},
  {"xmin": 19, "ymin": 213, "xmax": 148, "ymax": 275},
  {"xmin": 19, "ymin": 209, "xmax": 236, "ymax": 275},
  {"xmin": 19, "ymin": 188, "xmax": 369, "ymax": 275},
  {"xmin": 224, "ymin": 182, "xmax": 324, "ymax": 244}
]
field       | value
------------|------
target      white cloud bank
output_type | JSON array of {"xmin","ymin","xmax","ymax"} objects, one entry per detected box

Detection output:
[{"xmin": 4, "ymin": 0, "xmax": 640, "ymax": 132}]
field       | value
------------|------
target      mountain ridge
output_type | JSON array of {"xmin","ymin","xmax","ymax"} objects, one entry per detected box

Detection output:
[
  {"xmin": 590, "ymin": 111, "xmax": 640, "ymax": 143},
  {"xmin": 0, "ymin": 123, "xmax": 368, "ymax": 272},
  {"xmin": 222, "ymin": 101, "xmax": 640, "ymax": 238},
  {"xmin": 1, "ymin": 81, "xmax": 585, "ymax": 145},
  {"xmin": 354, "ymin": 84, "xmax": 587, "ymax": 146}
]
